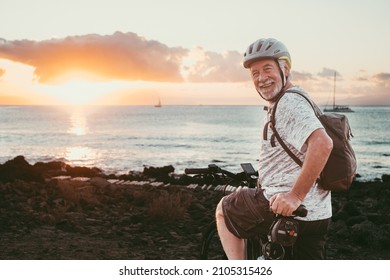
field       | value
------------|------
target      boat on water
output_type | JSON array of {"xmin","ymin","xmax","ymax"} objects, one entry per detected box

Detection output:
[
  {"xmin": 154, "ymin": 97, "xmax": 162, "ymax": 108},
  {"xmin": 324, "ymin": 72, "xmax": 354, "ymax": 113},
  {"xmin": 324, "ymin": 105, "xmax": 354, "ymax": 113}
]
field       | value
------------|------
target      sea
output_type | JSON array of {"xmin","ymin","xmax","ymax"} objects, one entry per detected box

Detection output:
[{"xmin": 0, "ymin": 105, "xmax": 389, "ymax": 182}]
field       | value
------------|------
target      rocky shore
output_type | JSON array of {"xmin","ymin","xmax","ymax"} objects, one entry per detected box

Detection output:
[{"xmin": 0, "ymin": 156, "xmax": 389, "ymax": 260}]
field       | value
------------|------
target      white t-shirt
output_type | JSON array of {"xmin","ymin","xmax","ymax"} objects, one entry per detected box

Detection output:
[{"xmin": 258, "ymin": 86, "xmax": 332, "ymax": 221}]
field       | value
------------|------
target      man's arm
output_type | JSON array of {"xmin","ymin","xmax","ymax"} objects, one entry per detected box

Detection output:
[{"xmin": 269, "ymin": 128, "xmax": 333, "ymax": 216}]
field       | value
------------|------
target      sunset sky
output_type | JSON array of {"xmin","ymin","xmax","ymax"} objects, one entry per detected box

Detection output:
[{"xmin": 0, "ymin": 0, "xmax": 389, "ymax": 106}]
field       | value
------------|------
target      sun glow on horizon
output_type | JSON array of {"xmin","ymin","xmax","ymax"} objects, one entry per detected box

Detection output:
[
  {"xmin": 0, "ymin": 58, "xmax": 141, "ymax": 105},
  {"xmin": 40, "ymin": 79, "xmax": 108, "ymax": 105}
]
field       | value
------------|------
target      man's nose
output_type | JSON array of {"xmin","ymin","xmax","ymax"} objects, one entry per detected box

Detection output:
[{"xmin": 257, "ymin": 73, "xmax": 267, "ymax": 82}]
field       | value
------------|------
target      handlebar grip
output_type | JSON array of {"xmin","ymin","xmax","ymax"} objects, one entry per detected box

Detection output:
[
  {"xmin": 292, "ymin": 205, "xmax": 308, "ymax": 217},
  {"xmin": 184, "ymin": 168, "xmax": 210, "ymax": 175}
]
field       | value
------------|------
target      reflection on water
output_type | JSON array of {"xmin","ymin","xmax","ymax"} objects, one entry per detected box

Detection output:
[
  {"xmin": 65, "ymin": 146, "xmax": 96, "ymax": 164},
  {"xmin": 68, "ymin": 109, "xmax": 88, "ymax": 136},
  {"xmin": 65, "ymin": 108, "xmax": 95, "ymax": 165}
]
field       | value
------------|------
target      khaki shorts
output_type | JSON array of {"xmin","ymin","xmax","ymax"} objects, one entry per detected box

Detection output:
[{"xmin": 222, "ymin": 188, "xmax": 275, "ymax": 239}]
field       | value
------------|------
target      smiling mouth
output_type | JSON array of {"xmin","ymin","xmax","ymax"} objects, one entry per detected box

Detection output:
[{"xmin": 260, "ymin": 82, "xmax": 273, "ymax": 89}]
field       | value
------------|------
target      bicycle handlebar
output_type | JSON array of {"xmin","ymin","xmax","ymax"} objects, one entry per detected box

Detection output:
[
  {"xmin": 185, "ymin": 164, "xmax": 240, "ymax": 180},
  {"xmin": 184, "ymin": 168, "xmax": 210, "ymax": 174},
  {"xmin": 292, "ymin": 204, "xmax": 308, "ymax": 218}
]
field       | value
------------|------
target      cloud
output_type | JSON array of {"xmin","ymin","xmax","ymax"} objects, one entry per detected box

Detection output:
[
  {"xmin": 184, "ymin": 48, "xmax": 248, "ymax": 82},
  {"xmin": 371, "ymin": 72, "xmax": 390, "ymax": 88},
  {"xmin": 0, "ymin": 68, "xmax": 4, "ymax": 78},
  {"xmin": 317, "ymin": 67, "xmax": 341, "ymax": 79},
  {"xmin": 290, "ymin": 69, "xmax": 390, "ymax": 105},
  {"xmin": 0, "ymin": 32, "xmax": 188, "ymax": 83},
  {"xmin": 291, "ymin": 70, "xmax": 314, "ymax": 83}
]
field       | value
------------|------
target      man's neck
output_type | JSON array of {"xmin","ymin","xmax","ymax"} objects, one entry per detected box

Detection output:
[{"xmin": 268, "ymin": 82, "xmax": 294, "ymax": 105}]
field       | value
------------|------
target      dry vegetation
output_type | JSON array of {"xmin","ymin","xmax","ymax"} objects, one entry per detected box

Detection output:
[{"xmin": 147, "ymin": 188, "xmax": 193, "ymax": 220}]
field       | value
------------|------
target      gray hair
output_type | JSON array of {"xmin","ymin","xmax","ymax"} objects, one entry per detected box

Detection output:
[{"xmin": 278, "ymin": 59, "xmax": 292, "ymax": 83}]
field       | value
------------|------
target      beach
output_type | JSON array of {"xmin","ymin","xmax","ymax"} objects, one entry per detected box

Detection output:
[{"xmin": 0, "ymin": 156, "xmax": 389, "ymax": 260}]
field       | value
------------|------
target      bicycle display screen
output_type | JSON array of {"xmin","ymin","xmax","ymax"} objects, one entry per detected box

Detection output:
[{"xmin": 240, "ymin": 163, "xmax": 256, "ymax": 175}]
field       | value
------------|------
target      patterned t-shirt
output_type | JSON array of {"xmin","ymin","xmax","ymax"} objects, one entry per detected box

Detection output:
[{"xmin": 258, "ymin": 86, "xmax": 332, "ymax": 221}]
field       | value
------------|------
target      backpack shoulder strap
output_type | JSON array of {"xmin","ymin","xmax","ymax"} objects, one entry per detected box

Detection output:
[
  {"xmin": 270, "ymin": 89, "xmax": 320, "ymax": 168},
  {"xmin": 271, "ymin": 122, "xmax": 303, "ymax": 167},
  {"xmin": 284, "ymin": 89, "xmax": 323, "ymax": 117}
]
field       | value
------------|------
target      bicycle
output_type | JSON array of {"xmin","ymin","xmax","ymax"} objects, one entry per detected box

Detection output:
[{"xmin": 184, "ymin": 163, "xmax": 307, "ymax": 260}]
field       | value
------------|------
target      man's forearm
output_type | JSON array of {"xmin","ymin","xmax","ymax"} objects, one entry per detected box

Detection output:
[{"xmin": 291, "ymin": 128, "xmax": 333, "ymax": 200}]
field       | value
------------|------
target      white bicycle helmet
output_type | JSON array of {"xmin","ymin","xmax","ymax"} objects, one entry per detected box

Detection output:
[{"xmin": 243, "ymin": 38, "xmax": 291, "ymax": 69}]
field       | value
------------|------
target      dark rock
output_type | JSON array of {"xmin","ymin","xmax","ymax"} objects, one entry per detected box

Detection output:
[
  {"xmin": 65, "ymin": 166, "xmax": 102, "ymax": 178},
  {"xmin": 90, "ymin": 177, "xmax": 110, "ymax": 188},
  {"xmin": 346, "ymin": 215, "xmax": 366, "ymax": 226},
  {"xmin": 142, "ymin": 165, "xmax": 175, "ymax": 183},
  {"xmin": 382, "ymin": 174, "xmax": 390, "ymax": 182},
  {"xmin": 143, "ymin": 165, "xmax": 174, "ymax": 177},
  {"xmin": 350, "ymin": 220, "xmax": 380, "ymax": 246},
  {"xmin": 329, "ymin": 219, "xmax": 349, "ymax": 239},
  {"xmin": 0, "ymin": 155, "xmax": 44, "ymax": 182},
  {"xmin": 33, "ymin": 161, "xmax": 67, "ymax": 177},
  {"xmin": 115, "ymin": 171, "xmax": 145, "ymax": 182},
  {"xmin": 342, "ymin": 201, "xmax": 361, "ymax": 216}
]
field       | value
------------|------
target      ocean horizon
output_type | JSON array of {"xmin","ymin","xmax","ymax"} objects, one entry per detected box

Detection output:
[{"xmin": 1, "ymin": 105, "xmax": 389, "ymax": 181}]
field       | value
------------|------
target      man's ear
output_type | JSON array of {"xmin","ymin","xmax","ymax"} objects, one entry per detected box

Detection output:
[{"xmin": 284, "ymin": 66, "xmax": 291, "ymax": 78}]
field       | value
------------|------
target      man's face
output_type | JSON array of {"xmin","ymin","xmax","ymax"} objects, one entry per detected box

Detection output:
[{"xmin": 249, "ymin": 59, "xmax": 285, "ymax": 101}]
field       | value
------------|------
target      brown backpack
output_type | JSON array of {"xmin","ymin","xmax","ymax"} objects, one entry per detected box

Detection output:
[{"xmin": 269, "ymin": 89, "xmax": 357, "ymax": 192}]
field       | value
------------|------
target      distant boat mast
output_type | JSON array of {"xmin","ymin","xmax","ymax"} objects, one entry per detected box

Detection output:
[
  {"xmin": 324, "ymin": 71, "xmax": 354, "ymax": 113},
  {"xmin": 333, "ymin": 71, "xmax": 336, "ymax": 110},
  {"xmin": 155, "ymin": 97, "xmax": 162, "ymax": 108}
]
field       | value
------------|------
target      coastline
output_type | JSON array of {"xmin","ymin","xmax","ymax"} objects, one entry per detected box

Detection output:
[{"xmin": 0, "ymin": 156, "xmax": 389, "ymax": 260}]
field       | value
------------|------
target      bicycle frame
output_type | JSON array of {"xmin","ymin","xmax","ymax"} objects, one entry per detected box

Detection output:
[
  {"xmin": 186, "ymin": 163, "xmax": 307, "ymax": 260},
  {"xmin": 186, "ymin": 163, "xmax": 262, "ymax": 259}
]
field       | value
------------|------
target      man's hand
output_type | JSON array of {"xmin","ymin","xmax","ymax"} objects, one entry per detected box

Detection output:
[{"xmin": 269, "ymin": 191, "xmax": 303, "ymax": 216}]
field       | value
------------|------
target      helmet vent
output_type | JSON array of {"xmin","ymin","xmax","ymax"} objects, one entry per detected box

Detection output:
[
  {"xmin": 265, "ymin": 42, "xmax": 273, "ymax": 51},
  {"xmin": 248, "ymin": 44, "xmax": 254, "ymax": 54},
  {"xmin": 256, "ymin": 43, "xmax": 263, "ymax": 52}
]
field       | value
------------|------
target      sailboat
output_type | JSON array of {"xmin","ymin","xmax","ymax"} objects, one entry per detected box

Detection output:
[
  {"xmin": 154, "ymin": 97, "xmax": 162, "ymax": 108},
  {"xmin": 324, "ymin": 72, "xmax": 353, "ymax": 112}
]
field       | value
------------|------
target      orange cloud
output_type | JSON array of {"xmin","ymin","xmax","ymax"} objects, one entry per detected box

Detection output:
[
  {"xmin": 0, "ymin": 67, "xmax": 4, "ymax": 78},
  {"xmin": 0, "ymin": 32, "xmax": 188, "ymax": 84}
]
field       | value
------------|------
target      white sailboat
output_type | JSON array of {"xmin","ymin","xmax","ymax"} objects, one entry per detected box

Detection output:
[
  {"xmin": 324, "ymin": 72, "xmax": 353, "ymax": 112},
  {"xmin": 154, "ymin": 97, "xmax": 162, "ymax": 108}
]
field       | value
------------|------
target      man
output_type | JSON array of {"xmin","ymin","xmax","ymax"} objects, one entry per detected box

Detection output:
[{"xmin": 215, "ymin": 38, "xmax": 333, "ymax": 259}]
